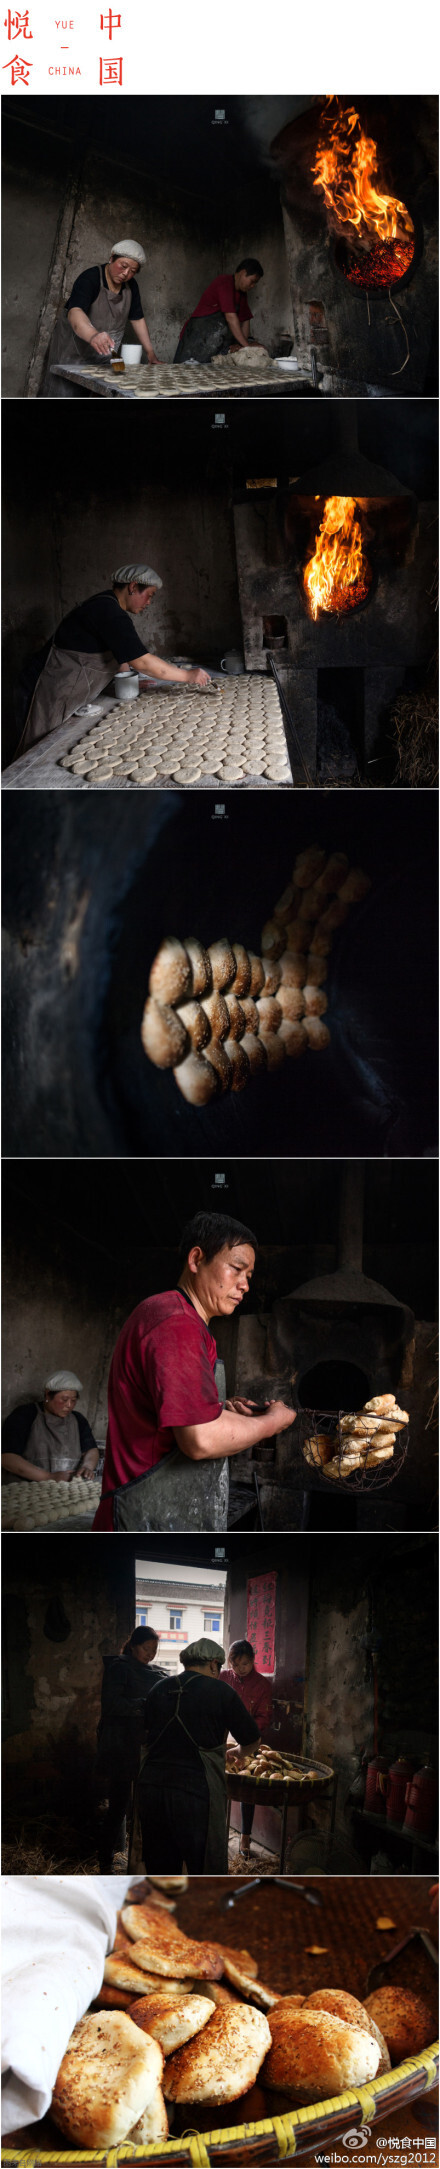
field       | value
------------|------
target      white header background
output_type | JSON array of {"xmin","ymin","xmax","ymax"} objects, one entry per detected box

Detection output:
[{"xmin": 1, "ymin": 0, "xmax": 438, "ymax": 96}]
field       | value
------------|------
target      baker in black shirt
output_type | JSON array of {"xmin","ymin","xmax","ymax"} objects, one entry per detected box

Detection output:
[
  {"xmin": 135, "ymin": 1636, "xmax": 260, "ymax": 1873},
  {"xmin": 42, "ymin": 238, "xmax": 159, "ymax": 398},
  {"xmin": 16, "ymin": 563, "xmax": 211, "ymax": 754}
]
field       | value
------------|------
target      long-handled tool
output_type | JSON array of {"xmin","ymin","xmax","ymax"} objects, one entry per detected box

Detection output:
[{"xmin": 364, "ymin": 1926, "xmax": 438, "ymax": 1996}]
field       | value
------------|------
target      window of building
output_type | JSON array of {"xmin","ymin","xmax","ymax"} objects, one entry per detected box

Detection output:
[
  {"xmin": 170, "ymin": 1612, "xmax": 182, "ymax": 1630},
  {"xmin": 204, "ymin": 1614, "xmax": 221, "ymax": 1633},
  {"xmin": 138, "ymin": 1611, "xmax": 147, "ymax": 1625}
]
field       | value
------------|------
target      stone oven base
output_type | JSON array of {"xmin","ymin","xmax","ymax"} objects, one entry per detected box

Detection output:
[{"xmin": 275, "ymin": 662, "xmax": 406, "ymax": 785}]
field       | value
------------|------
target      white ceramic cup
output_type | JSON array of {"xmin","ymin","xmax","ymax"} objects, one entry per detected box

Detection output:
[
  {"xmin": 221, "ymin": 651, "xmax": 245, "ymax": 675},
  {"xmin": 121, "ymin": 343, "xmax": 142, "ymax": 365},
  {"xmin": 114, "ymin": 673, "xmax": 140, "ymax": 701}
]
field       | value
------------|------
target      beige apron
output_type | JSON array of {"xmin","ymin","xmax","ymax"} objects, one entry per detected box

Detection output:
[
  {"xmin": 24, "ymin": 1405, "xmax": 82, "ymax": 1473},
  {"xmin": 17, "ymin": 643, "xmax": 117, "ymax": 754},
  {"xmin": 42, "ymin": 264, "xmax": 136, "ymax": 399}
]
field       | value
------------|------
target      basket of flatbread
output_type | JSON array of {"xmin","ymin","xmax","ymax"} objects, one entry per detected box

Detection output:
[
  {"xmin": 3, "ymin": 1888, "xmax": 437, "ymax": 2165},
  {"xmin": 301, "ymin": 1394, "xmax": 410, "ymax": 1489}
]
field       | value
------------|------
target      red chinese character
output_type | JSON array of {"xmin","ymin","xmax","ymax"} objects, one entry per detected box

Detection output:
[
  {"xmin": 99, "ymin": 52, "xmax": 122, "ymax": 80},
  {"xmin": 100, "ymin": 7, "xmax": 121, "ymax": 28},
  {"xmin": 4, "ymin": 7, "xmax": 32, "ymax": 31},
  {"xmin": 2, "ymin": 48, "xmax": 32, "ymax": 76}
]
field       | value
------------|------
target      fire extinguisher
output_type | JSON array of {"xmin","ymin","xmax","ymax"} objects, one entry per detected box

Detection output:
[
  {"xmin": 364, "ymin": 1753, "xmax": 389, "ymax": 1816},
  {"xmin": 403, "ymin": 1761, "xmax": 438, "ymax": 1841},
  {"xmin": 384, "ymin": 1755, "xmax": 416, "ymax": 1827}
]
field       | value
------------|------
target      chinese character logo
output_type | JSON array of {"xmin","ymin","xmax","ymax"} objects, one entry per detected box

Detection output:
[
  {"xmin": 99, "ymin": 54, "xmax": 123, "ymax": 82},
  {"xmin": 4, "ymin": 8, "xmax": 32, "ymax": 33},
  {"xmin": 100, "ymin": 8, "xmax": 122, "ymax": 31}
]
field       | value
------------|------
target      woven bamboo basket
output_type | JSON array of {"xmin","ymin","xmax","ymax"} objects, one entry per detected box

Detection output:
[{"xmin": 3, "ymin": 2044, "xmax": 438, "ymax": 2167}]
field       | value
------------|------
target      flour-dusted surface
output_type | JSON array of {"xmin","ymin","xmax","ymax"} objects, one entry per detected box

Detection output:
[
  {"xmin": 59, "ymin": 679, "xmax": 292, "ymax": 787},
  {"xmin": 51, "ymin": 355, "xmax": 305, "ymax": 398}
]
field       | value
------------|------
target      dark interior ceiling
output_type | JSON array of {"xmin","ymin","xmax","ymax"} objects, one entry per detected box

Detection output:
[
  {"xmin": 2, "ymin": 1161, "xmax": 437, "ymax": 1318},
  {"xmin": 2, "ymin": 96, "xmax": 313, "ymax": 196},
  {"xmin": 1, "ymin": 399, "xmax": 435, "ymax": 498},
  {"xmin": 2, "ymin": 1528, "xmax": 435, "ymax": 1583},
  {"xmin": 2, "ymin": 400, "xmax": 437, "ymax": 502}
]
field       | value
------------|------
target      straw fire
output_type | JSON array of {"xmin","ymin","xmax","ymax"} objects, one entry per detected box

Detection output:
[
  {"xmin": 313, "ymin": 98, "xmax": 415, "ymax": 287},
  {"xmin": 303, "ymin": 496, "xmax": 372, "ymax": 618}
]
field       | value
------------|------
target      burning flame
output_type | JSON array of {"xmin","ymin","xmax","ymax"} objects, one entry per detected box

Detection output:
[
  {"xmin": 303, "ymin": 497, "xmax": 372, "ymax": 619},
  {"xmin": 313, "ymin": 98, "xmax": 414, "ymax": 272}
]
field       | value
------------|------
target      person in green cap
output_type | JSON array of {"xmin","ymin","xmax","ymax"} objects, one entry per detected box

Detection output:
[{"xmin": 135, "ymin": 1636, "xmax": 259, "ymax": 1872}]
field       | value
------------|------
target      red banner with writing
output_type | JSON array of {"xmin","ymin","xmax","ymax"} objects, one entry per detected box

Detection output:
[{"xmin": 246, "ymin": 1571, "xmax": 276, "ymax": 1674}]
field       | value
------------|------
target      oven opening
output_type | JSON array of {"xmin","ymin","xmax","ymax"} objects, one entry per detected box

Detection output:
[
  {"xmin": 334, "ymin": 231, "xmax": 416, "ymax": 290},
  {"xmin": 312, "ymin": 97, "xmax": 416, "ymax": 293},
  {"xmin": 302, "ymin": 497, "xmax": 373, "ymax": 619},
  {"xmin": 298, "ymin": 1359, "xmax": 371, "ymax": 1411},
  {"xmin": 263, "ymin": 614, "xmax": 287, "ymax": 650},
  {"xmin": 317, "ymin": 667, "xmax": 364, "ymax": 782}
]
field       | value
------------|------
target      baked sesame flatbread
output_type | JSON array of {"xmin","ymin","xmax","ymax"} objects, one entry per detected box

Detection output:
[
  {"xmin": 121, "ymin": 1906, "xmax": 223, "ymax": 1979},
  {"xmin": 51, "ymin": 2011, "xmax": 163, "ymax": 2148}
]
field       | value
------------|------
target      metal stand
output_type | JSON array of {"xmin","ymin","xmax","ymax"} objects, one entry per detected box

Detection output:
[
  {"xmin": 226, "ymin": 1769, "xmax": 338, "ymax": 1874},
  {"xmin": 220, "ymin": 1875, "xmax": 322, "ymax": 1910}
]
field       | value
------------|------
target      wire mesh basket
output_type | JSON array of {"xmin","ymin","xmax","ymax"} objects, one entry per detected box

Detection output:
[{"xmin": 299, "ymin": 1407, "xmax": 410, "ymax": 1491}]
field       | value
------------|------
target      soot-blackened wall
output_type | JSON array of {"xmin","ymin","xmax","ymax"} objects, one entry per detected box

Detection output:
[
  {"xmin": 2, "ymin": 1539, "xmax": 134, "ymax": 1821},
  {"xmin": 305, "ymin": 1538, "xmax": 438, "ymax": 1795}
]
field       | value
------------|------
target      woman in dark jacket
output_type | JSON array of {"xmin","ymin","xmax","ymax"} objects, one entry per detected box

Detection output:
[{"xmin": 95, "ymin": 1624, "xmax": 165, "ymax": 1871}]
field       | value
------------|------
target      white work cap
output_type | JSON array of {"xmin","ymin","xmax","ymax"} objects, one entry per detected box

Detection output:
[
  {"xmin": 112, "ymin": 564, "xmax": 163, "ymax": 589},
  {"xmin": 111, "ymin": 239, "xmax": 146, "ymax": 266},
  {"xmin": 45, "ymin": 1371, "xmax": 83, "ymax": 1393}
]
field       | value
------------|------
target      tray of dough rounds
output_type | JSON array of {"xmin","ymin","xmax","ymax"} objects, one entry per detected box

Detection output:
[{"xmin": 1, "ymin": 1478, "xmax": 102, "ymax": 1529}]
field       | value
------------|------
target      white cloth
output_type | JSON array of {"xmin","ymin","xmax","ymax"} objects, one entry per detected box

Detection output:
[{"xmin": 1, "ymin": 1874, "xmax": 142, "ymax": 2134}]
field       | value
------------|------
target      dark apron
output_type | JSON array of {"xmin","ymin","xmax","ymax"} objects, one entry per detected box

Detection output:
[
  {"xmin": 174, "ymin": 314, "xmax": 232, "ymax": 364},
  {"xmin": 112, "ymin": 1353, "xmax": 228, "ymax": 1533},
  {"xmin": 132, "ymin": 1676, "xmax": 229, "ymax": 1873},
  {"xmin": 17, "ymin": 643, "xmax": 117, "ymax": 755},
  {"xmin": 42, "ymin": 265, "xmax": 135, "ymax": 399},
  {"xmin": 112, "ymin": 1444, "xmax": 228, "ymax": 1534}
]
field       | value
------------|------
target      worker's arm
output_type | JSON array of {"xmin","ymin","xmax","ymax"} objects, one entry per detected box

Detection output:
[
  {"xmin": 120, "ymin": 651, "xmax": 211, "ymax": 688},
  {"xmin": 67, "ymin": 306, "xmax": 116, "ymax": 357},
  {"xmin": 130, "ymin": 315, "xmax": 160, "ymax": 365},
  {"xmin": 224, "ymin": 308, "xmax": 249, "ymax": 349},
  {"xmin": 174, "ymin": 1399, "xmax": 295, "ymax": 1463},
  {"xmin": 224, "ymin": 1688, "xmax": 260, "ymax": 1753},
  {"xmin": 76, "ymin": 1447, "xmax": 100, "ymax": 1480},
  {"xmin": 1, "ymin": 1450, "xmax": 52, "ymax": 1482}
]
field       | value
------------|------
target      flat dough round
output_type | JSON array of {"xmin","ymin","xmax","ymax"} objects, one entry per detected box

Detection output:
[
  {"xmin": 304, "ymin": 1991, "xmax": 391, "ymax": 2075},
  {"xmin": 51, "ymin": 2011, "xmax": 163, "ymax": 2148},
  {"xmin": 121, "ymin": 1907, "xmax": 224, "ymax": 1979},
  {"xmin": 128, "ymin": 2084, "xmax": 169, "ymax": 2143},
  {"xmin": 364, "ymin": 1987, "xmax": 434, "ymax": 2064},
  {"xmin": 164, "ymin": 2002, "xmax": 271, "ymax": 2104},
  {"xmin": 262, "ymin": 2006, "xmax": 380, "ymax": 2099},
  {"xmin": 129, "ymin": 1992, "xmax": 213, "ymax": 2054}
]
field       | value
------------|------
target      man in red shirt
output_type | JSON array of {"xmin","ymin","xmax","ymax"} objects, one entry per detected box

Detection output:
[
  {"xmin": 221, "ymin": 1637, "xmax": 274, "ymax": 1860},
  {"xmin": 174, "ymin": 258, "xmax": 264, "ymax": 364},
  {"xmin": 93, "ymin": 1211, "xmax": 294, "ymax": 1531}
]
